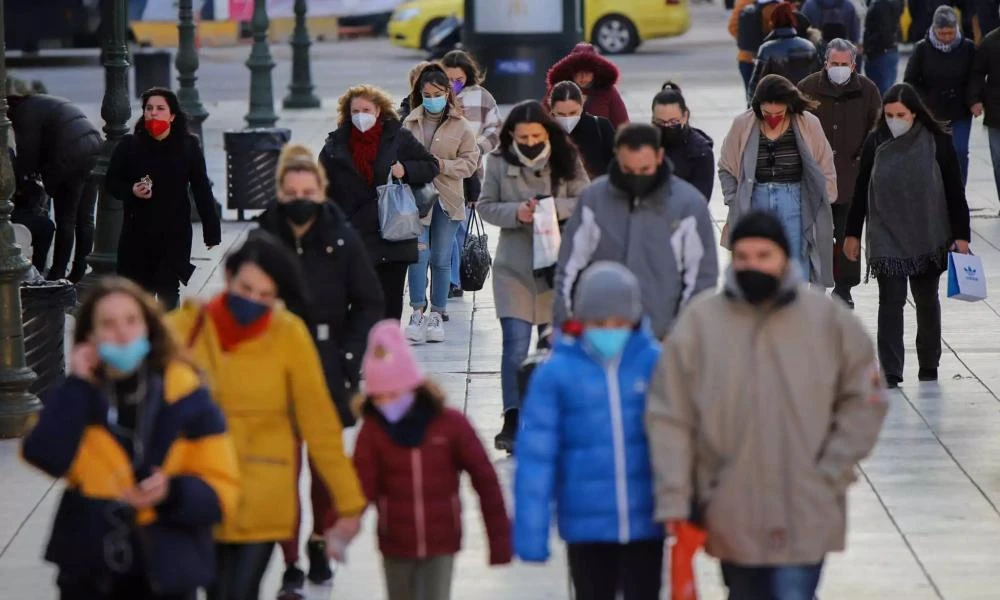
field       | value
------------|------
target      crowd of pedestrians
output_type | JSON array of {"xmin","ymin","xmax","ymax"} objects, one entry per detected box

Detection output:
[{"xmin": 17, "ymin": 9, "xmax": 996, "ymax": 598}]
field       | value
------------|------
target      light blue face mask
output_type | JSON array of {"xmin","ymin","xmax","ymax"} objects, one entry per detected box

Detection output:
[
  {"xmin": 422, "ymin": 95, "xmax": 447, "ymax": 114},
  {"xmin": 584, "ymin": 328, "xmax": 632, "ymax": 361},
  {"xmin": 98, "ymin": 336, "xmax": 151, "ymax": 374}
]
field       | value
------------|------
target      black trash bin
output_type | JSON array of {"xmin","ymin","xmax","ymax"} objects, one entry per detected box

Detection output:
[
  {"xmin": 20, "ymin": 280, "xmax": 77, "ymax": 398},
  {"xmin": 134, "ymin": 50, "xmax": 172, "ymax": 98},
  {"xmin": 224, "ymin": 128, "xmax": 292, "ymax": 220}
]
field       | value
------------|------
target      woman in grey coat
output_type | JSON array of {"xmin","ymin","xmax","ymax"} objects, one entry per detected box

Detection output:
[{"xmin": 477, "ymin": 100, "xmax": 590, "ymax": 452}]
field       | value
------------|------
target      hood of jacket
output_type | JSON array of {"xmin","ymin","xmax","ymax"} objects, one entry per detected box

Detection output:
[{"xmin": 546, "ymin": 43, "xmax": 620, "ymax": 89}]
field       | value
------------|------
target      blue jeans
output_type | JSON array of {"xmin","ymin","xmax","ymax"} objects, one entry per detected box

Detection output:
[
  {"xmin": 500, "ymin": 318, "xmax": 546, "ymax": 413},
  {"xmin": 739, "ymin": 61, "xmax": 754, "ymax": 101},
  {"xmin": 449, "ymin": 211, "xmax": 470, "ymax": 287},
  {"xmin": 865, "ymin": 50, "xmax": 898, "ymax": 96},
  {"xmin": 722, "ymin": 562, "xmax": 824, "ymax": 600},
  {"xmin": 751, "ymin": 182, "xmax": 808, "ymax": 280},
  {"xmin": 407, "ymin": 201, "xmax": 462, "ymax": 313},
  {"xmin": 950, "ymin": 117, "xmax": 972, "ymax": 186}
]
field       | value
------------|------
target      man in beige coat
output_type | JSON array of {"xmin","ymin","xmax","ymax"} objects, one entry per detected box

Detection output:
[{"xmin": 646, "ymin": 210, "xmax": 887, "ymax": 599}]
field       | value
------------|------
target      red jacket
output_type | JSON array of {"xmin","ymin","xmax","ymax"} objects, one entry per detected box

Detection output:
[
  {"xmin": 546, "ymin": 43, "xmax": 630, "ymax": 128},
  {"xmin": 353, "ymin": 390, "xmax": 512, "ymax": 564}
]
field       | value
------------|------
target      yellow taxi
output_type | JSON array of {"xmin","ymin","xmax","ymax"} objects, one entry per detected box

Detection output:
[{"xmin": 389, "ymin": 0, "xmax": 691, "ymax": 55}]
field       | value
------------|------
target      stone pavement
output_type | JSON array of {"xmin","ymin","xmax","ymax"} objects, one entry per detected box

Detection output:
[{"xmin": 6, "ymin": 8, "xmax": 1000, "ymax": 598}]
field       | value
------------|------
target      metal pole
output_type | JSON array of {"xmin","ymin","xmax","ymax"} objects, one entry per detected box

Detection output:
[
  {"xmin": 283, "ymin": 0, "xmax": 321, "ymax": 109},
  {"xmin": 81, "ymin": 0, "xmax": 132, "ymax": 288},
  {"xmin": 245, "ymin": 0, "xmax": 278, "ymax": 128},
  {"xmin": 0, "ymin": 0, "xmax": 41, "ymax": 438},
  {"xmin": 176, "ymin": 0, "xmax": 209, "ymax": 140}
]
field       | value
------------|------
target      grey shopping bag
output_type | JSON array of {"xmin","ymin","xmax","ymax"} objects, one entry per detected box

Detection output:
[{"xmin": 377, "ymin": 173, "xmax": 422, "ymax": 241}]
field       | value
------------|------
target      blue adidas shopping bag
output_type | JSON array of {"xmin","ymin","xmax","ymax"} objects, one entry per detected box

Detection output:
[{"xmin": 947, "ymin": 252, "xmax": 987, "ymax": 302}]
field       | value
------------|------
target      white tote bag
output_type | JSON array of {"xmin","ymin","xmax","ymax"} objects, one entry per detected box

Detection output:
[
  {"xmin": 532, "ymin": 196, "xmax": 561, "ymax": 270},
  {"xmin": 947, "ymin": 252, "xmax": 987, "ymax": 302}
]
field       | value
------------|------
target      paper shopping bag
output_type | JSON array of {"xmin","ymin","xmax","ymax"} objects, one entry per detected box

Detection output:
[
  {"xmin": 947, "ymin": 252, "xmax": 987, "ymax": 302},
  {"xmin": 671, "ymin": 521, "xmax": 707, "ymax": 600},
  {"xmin": 532, "ymin": 196, "xmax": 561, "ymax": 270}
]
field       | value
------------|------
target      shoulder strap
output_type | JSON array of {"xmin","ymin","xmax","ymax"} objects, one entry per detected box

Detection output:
[{"xmin": 594, "ymin": 115, "xmax": 603, "ymax": 146}]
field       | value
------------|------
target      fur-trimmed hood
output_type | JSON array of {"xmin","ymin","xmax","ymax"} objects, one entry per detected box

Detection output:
[{"xmin": 546, "ymin": 43, "xmax": 620, "ymax": 89}]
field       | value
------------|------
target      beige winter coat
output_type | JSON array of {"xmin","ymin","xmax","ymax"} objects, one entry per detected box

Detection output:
[
  {"xmin": 402, "ymin": 107, "xmax": 480, "ymax": 222},
  {"xmin": 646, "ymin": 268, "xmax": 888, "ymax": 566}
]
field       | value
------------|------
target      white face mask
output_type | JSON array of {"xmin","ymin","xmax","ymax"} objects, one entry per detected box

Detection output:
[
  {"xmin": 555, "ymin": 115, "xmax": 581, "ymax": 134},
  {"xmin": 351, "ymin": 112, "xmax": 377, "ymax": 133},
  {"xmin": 886, "ymin": 117, "xmax": 913, "ymax": 138},
  {"xmin": 827, "ymin": 65, "xmax": 852, "ymax": 85}
]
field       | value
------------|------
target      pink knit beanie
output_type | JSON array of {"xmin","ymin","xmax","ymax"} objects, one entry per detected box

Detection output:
[{"xmin": 362, "ymin": 320, "xmax": 424, "ymax": 396}]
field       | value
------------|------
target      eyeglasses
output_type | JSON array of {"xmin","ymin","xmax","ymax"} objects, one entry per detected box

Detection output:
[{"xmin": 652, "ymin": 118, "xmax": 683, "ymax": 128}]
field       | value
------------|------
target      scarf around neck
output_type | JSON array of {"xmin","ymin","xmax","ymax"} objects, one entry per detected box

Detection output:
[
  {"xmin": 866, "ymin": 122, "xmax": 952, "ymax": 278},
  {"xmin": 349, "ymin": 119, "xmax": 384, "ymax": 185},
  {"xmin": 206, "ymin": 294, "xmax": 273, "ymax": 352},
  {"xmin": 928, "ymin": 28, "xmax": 962, "ymax": 52}
]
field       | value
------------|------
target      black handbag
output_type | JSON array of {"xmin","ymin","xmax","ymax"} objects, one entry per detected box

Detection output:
[
  {"xmin": 460, "ymin": 210, "xmax": 491, "ymax": 292},
  {"xmin": 412, "ymin": 183, "xmax": 438, "ymax": 218}
]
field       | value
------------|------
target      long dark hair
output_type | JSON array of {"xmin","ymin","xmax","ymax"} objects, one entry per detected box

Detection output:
[
  {"xmin": 878, "ymin": 83, "xmax": 949, "ymax": 136},
  {"xmin": 652, "ymin": 81, "xmax": 689, "ymax": 115},
  {"xmin": 499, "ymin": 100, "xmax": 580, "ymax": 185},
  {"xmin": 751, "ymin": 74, "xmax": 818, "ymax": 117},
  {"xmin": 134, "ymin": 87, "xmax": 189, "ymax": 136},
  {"xmin": 549, "ymin": 81, "xmax": 584, "ymax": 106},
  {"xmin": 226, "ymin": 230, "xmax": 312, "ymax": 323},
  {"xmin": 407, "ymin": 63, "xmax": 460, "ymax": 119},
  {"xmin": 440, "ymin": 50, "xmax": 485, "ymax": 86}
]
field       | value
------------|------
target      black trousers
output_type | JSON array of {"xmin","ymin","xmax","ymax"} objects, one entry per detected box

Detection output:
[
  {"xmin": 831, "ymin": 204, "xmax": 861, "ymax": 294},
  {"xmin": 876, "ymin": 271, "xmax": 942, "ymax": 379},
  {"xmin": 58, "ymin": 572, "xmax": 195, "ymax": 600},
  {"xmin": 49, "ymin": 173, "xmax": 98, "ymax": 278},
  {"xmin": 376, "ymin": 261, "xmax": 409, "ymax": 320},
  {"xmin": 567, "ymin": 539, "xmax": 664, "ymax": 600},
  {"xmin": 206, "ymin": 542, "xmax": 274, "ymax": 600}
]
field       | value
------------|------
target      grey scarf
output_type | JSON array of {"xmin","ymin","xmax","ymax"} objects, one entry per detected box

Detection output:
[
  {"xmin": 928, "ymin": 28, "xmax": 962, "ymax": 52},
  {"xmin": 866, "ymin": 122, "xmax": 951, "ymax": 278}
]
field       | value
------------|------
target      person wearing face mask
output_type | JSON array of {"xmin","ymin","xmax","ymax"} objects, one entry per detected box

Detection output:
[
  {"xmin": 747, "ymin": 3, "xmax": 824, "ymax": 99},
  {"xmin": 651, "ymin": 81, "xmax": 715, "ymax": 201},
  {"xmin": 549, "ymin": 81, "xmax": 615, "ymax": 178},
  {"xmin": 352, "ymin": 320, "xmax": 512, "ymax": 600},
  {"xmin": 845, "ymin": 83, "xmax": 971, "ymax": 388},
  {"xmin": 319, "ymin": 85, "xmax": 440, "ymax": 321},
  {"xmin": 22, "ymin": 277, "xmax": 240, "ymax": 600},
  {"xmin": 167, "ymin": 233, "xmax": 367, "ymax": 600},
  {"xmin": 401, "ymin": 64, "xmax": 480, "ymax": 344},
  {"xmin": 516, "ymin": 262, "xmax": 665, "ymax": 600},
  {"xmin": 545, "ymin": 43, "xmax": 630, "ymax": 128},
  {"xmin": 478, "ymin": 100, "xmax": 590, "ymax": 452},
  {"xmin": 256, "ymin": 144, "xmax": 383, "ymax": 598},
  {"xmin": 719, "ymin": 74, "xmax": 837, "ymax": 286},
  {"xmin": 798, "ymin": 38, "xmax": 882, "ymax": 309},
  {"xmin": 647, "ymin": 210, "xmax": 888, "ymax": 600},
  {"xmin": 106, "ymin": 87, "xmax": 222, "ymax": 310}
]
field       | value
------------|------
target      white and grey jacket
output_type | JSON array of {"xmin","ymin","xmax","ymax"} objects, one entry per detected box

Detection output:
[{"xmin": 553, "ymin": 171, "xmax": 719, "ymax": 339}]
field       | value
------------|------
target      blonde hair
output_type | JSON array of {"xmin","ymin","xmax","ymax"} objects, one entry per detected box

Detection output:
[
  {"xmin": 408, "ymin": 61, "xmax": 433, "ymax": 87},
  {"xmin": 336, "ymin": 84, "xmax": 399, "ymax": 128},
  {"xmin": 275, "ymin": 144, "xmax": 329, "ymax": 195}
]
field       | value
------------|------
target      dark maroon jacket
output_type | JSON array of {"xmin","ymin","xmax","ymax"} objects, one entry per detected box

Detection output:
[
  {"xmin": 352, "ymin": 391, "xmax": 512, "ymax": 564},
  {"xmin": 546, "ymin": 43, "xmax": 630, "ymax": 128}
]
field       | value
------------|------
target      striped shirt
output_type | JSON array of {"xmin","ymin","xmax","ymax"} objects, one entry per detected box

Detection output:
[{"xmin": 756, "ymin": 128, "xmax": 802, "ymax": 183}]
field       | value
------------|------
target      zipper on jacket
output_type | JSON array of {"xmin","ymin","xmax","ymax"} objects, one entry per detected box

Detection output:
[
  {"xmin": 411, "ymin": 449, "xmax": 427, "ymax": 558},
  {"xmin": 294, "ymin": 237, "xmax": 303, "ymax": 255},
  {"xmin": 605, "ymin": 357, "xmax": 631, "ymax": 544},
  {"xmin": 622, "ymin": 196, "xmax": 638, "ymax": 264}
]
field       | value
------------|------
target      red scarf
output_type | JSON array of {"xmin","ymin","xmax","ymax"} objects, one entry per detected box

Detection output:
[
  {"xmin": 348, "ymin": 119, "xmax": 384, "ymax": 186},
  {"xmin": 205, "ymin": 294, "xmax": 272, "ymax": 352}
]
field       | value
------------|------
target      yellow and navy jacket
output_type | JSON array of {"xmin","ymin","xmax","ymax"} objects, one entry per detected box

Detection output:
[{"xmin": 21, "ymin": 361, "xmax": 239, "ymax": 593}]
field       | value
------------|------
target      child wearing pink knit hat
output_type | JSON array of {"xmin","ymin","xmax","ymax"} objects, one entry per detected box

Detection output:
[{"xmin": 353, "ymin": 320, "xmax": 512, "ymax": 600}]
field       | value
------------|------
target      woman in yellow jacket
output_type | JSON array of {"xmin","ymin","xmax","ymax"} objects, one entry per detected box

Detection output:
[{"xmin": 167, "ymin": 232, "xmax": 367, "ymax": 600}]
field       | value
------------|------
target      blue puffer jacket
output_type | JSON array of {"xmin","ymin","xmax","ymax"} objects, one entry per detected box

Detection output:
[{"xmin": 514, "ymin": 326, "xmax": 664, "ymax": 562}]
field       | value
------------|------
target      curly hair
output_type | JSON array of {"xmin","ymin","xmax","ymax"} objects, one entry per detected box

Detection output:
[
  {"xmin": 336, "ymin": 85, "xmax": 400, "ymax": 128},
  {"xmin": 499, "ymin": 100, "xmax": 581, "ymax": 186}
]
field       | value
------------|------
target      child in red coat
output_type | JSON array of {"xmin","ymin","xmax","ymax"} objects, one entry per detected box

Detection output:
[{"xmin": 353, "ymin": 320, "xmax": 512, "ymax": 600}]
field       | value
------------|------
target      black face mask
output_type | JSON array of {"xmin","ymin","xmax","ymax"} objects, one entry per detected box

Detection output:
[
  {"xmin": 658, "ymin": 124, "xmax": 687, "ymax": 147},
  {"xmin": 735, "ymin": 269, "xmax": 781, "ymax": 304},
  {"xmin": 517, "ymin": 142, "xmax": 547, "ymax": 160},
  {"xmin": 279, "ymin": 198, "xmax": 319, "ymax": 226}
]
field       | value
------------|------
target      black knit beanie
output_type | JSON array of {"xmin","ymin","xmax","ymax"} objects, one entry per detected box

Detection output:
[{"xmin": 729, "ymin": 210, "xmax": 791, "ymax": 256}]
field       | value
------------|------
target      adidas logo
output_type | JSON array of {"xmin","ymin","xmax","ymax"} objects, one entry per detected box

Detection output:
[
  {"xmin": 964, "ymin": 265, "xmax": 980, "ymax": 281},
  {"xmin": 964, "ymin": 265, "xmax": 977, "ymax": 276}
]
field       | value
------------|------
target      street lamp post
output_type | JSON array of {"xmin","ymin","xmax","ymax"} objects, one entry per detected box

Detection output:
[
  {"xmin": 176, "ymin": 0, "xmax": 209, "ymax": 139},
  {"xmin": 0, "ymin": 0, "xmax": 41, "ymax": 438},
  {"xmin": 82, "ymin": 0, "xmax": 132, "ymax": 286},
  {"xmin": 283, "ymin": 0, "xmax": 321, "ymax": 109},
  {"xmin": 245, "ymin": 0, "xmax": 278, "ymax": 128}
]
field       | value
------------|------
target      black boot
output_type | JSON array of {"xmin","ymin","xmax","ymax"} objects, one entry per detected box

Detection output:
[
  {"xmin": 494, "ymin": 408, "xmax": 519, "ymax": 453},
  {"xmin": 67, "ymin": 262, "xmax": 88, "ymax": 284},
  {"xmin": 307, "ymin": 538, "xmax": 334, "ymax": 585},
  {"xmin": 277, "ymin": 565, "xmax": 305, "ymax": 600}
]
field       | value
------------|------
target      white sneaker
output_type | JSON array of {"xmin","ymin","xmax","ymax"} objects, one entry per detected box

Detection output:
[
  {"xmin": 425, "ymin": 312, "xmax": 445, "ymax": 343},
  {"xmin": 405, "ymin": 312, "xmax": 427, "ymax": 344}
]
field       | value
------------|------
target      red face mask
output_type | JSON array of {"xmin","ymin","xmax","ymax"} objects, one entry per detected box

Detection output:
[
  {"xmin": 763, "ymin": 114, "xmax": 785, "ymax": 129},
  {"xmin": 145, "ymin": 118, "xmax": 171, "ymax": 138}
]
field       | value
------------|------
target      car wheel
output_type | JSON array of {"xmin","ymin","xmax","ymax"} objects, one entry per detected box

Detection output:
[
  {"xmin": 592, "ymin": 15, "xmax": 638, "ymax": 55},
  {"xmin": 420, "ymin": 18, "xmax": 444, "ymax": 50}
]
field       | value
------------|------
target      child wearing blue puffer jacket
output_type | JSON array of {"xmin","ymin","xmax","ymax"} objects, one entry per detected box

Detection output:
[{"xmin": 514, "ymin": 261, "xmax": 665, "ymax": 600}]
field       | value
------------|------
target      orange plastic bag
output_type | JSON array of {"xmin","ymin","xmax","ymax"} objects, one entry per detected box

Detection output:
[{"xmin": 670, "ymin": 521, "xmax": 707, "ymax": 600}]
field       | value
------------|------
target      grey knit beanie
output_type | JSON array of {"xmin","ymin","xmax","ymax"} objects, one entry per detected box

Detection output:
[
  {"xmin": 573, "ymin": 262, "xmax": 643, "ymax": 323},
  {"xmin": 933, "ymin": 5, "xmax": 958, "ymax": 29}
]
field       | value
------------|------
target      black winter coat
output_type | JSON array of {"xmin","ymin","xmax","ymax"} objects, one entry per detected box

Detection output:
[
  {"xmin": 569, "ymin": 113, "xmax": 616, "ymax": 178},
  {"xmin": 968, "ymin": 27, "xmax": 1000, "ymax": 127},
  {"xmin": 749, "ymin": 28, "xmax": 823, "ymax": 97},
  {"xmin": 258, "ymin": 201, "xmax": 384, "ymax": 426},
  {"xmin": 663, "ymin": 126, "xmax": 715, "ymax": 201},
  {"xmin": 904, "ymin": 38, "xmax": 976, "ymax": 122},
  {"xmin": 319, "ymin": 119, "xmax": 439, "ymax": 266},
  {"xmin": 106, "ymin": 130, "xmax": 221, "ymax": 290},
  {"xmin": 7, "ymin": 94, "xmax": 102, "ymax": 189},
  {"xmin": 863, "ymin": 0, "xmax": 902, "ymax": 58}
]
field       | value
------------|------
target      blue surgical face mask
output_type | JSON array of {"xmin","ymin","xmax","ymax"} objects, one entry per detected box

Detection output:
[
  {"xmin": 422, "ymin": 95, "xmax": 447, "ymax": 114},
  {"xmin": 376, "ymin": 392, "xmax": 417, "ymax": 424},
  {"xmin": 584, "ymin": 328, "xmax": 632, "ymax": 361},
  {"xmin": 98, "ymin": 336, "xmax": 151, "ymax": 374},
  {"xmin": 225, "ymin": 293, "xmax": 271, "ymax": 326}
]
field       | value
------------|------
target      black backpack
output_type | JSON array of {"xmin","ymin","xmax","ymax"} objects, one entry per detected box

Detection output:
[
  {"xmin": 737, "ymin": 2, "xmax": 771, "ymax": 53},
  {"xmin": 819, "ymin": 0, "xmax": 850, "ymax": 42}
]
